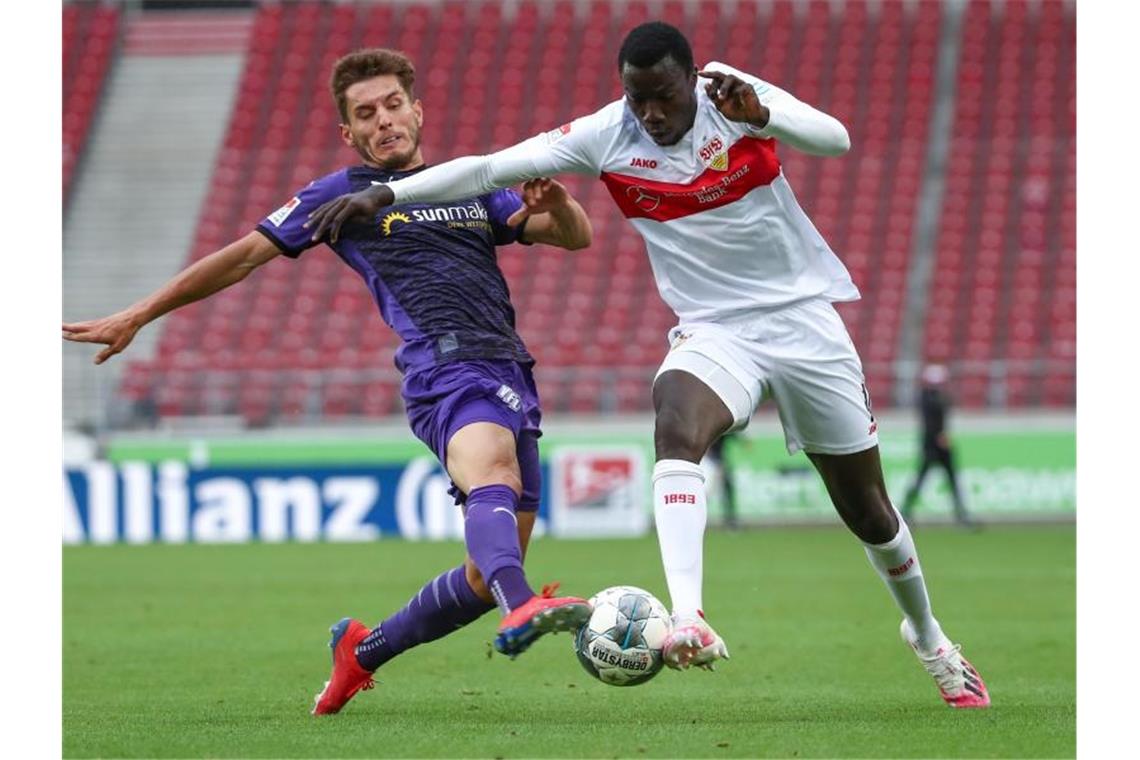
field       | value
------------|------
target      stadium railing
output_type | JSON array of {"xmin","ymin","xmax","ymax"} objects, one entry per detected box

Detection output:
[{"xmin": 100, "ymin": 358, "xmax": 1074, "ymax": 430}]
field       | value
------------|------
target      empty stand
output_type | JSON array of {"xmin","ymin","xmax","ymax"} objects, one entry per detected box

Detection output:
[
  {"xmin": 87, "ymin": 0, "xmax": 1073, "ymax": 423},
  {"xmin": 63, "ymin": 2, "xmax": 121, "ymax": 202},
  {"xmin": 923, "ymin": 0, "xmax": 1075, "ymax": 407}
]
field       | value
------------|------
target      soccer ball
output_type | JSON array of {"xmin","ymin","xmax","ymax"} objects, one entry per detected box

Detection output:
[{"xmin": 573, "ymin": 586, "xmax": 670, "ymax": 686}]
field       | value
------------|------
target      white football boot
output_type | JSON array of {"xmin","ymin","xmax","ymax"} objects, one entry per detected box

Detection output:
[
  {"xmin": 900, "ymin": 619, "xmax": 991, "ymax": 708},
  {"xmin": 662, "ymin": 610, "xmax": 729, "ymax": 671}
]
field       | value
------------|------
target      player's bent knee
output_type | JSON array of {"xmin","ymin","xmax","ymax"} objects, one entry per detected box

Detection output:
[
  {"xmin": 447, "ymin": 422, "xmax": 523, "ymax": 496},
  {"xmin": 654, "ymin": 410, "xmax": 708, "ymax": 462},
  {"xmin": 848, "ymin": 494, "xmax": 899, "ymax": 544},
  {"xmin": 467, "ymin": 465, "xmax": 523, "ymax": 496}
]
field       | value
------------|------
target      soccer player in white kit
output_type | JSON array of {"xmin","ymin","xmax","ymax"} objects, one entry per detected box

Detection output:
[{"xmin": 308, "ymin": 22, "xmax": 990, "ymax": 708}]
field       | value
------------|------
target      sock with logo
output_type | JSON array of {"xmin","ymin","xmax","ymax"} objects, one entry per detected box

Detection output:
[
  {"xmin": 862, "ymin": 509, "xmax": 945, "ymax": 651},
  {"xmin": 463, "ymin": 484, "xmax": 534, "ymax": 615},
  {"xmin": 653, "ymin": 459, "xmax": 707, "ymax": 617},
  {"xmin": 354, "ymin": 564, "xmax": 495, "ymax": 671}
]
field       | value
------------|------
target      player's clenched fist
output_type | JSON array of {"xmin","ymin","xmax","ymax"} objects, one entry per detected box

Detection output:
[{"xmin": 697, "ymin": 70, "xmax": 769, "ymax": 127}]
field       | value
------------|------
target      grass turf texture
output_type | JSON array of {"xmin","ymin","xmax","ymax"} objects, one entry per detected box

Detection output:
[{"xmin": 64, "ymin": 525, "xmax": 1074, "ymax": 758}]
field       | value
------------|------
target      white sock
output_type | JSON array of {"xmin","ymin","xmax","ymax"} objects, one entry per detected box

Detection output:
[
  {"xmin": 862, "ymin": 510, "xmax": 945, "ymax": 651},
  {"xmin": 653, "ymin": 459, "xmax": 707, "ymax": 617}
]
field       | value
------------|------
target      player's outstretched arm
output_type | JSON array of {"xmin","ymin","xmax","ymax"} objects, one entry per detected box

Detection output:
[
  {"xmin": 305, "ymin": 149, "xmax": 553, "ymax": 245},
  {"xmin": 62, "ymin": 231, "xmax": 281, "ymax": 364},
  {"xmin": 307, "ymin": 118, "xmax": 604, "ymax": 243},
  {"xmin": 509, "ymin": 178, "xmax": 593, "ymax": 250}
]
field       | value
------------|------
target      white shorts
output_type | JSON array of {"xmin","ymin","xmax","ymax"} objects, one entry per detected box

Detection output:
[{"xmin": 654, "ymin": 298, "xmax": 879, "ymax": 456}]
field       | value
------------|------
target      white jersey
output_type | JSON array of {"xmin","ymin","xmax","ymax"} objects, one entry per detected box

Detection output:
[{"xmin": 387, "ymin": 61, "xmax": 860, "ymax": 323}]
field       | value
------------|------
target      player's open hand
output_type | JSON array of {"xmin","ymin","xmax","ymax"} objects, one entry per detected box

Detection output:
[
  {"xmin": 305, "ymin": 184, "xmax": 396, "ymax": 244},
  {"xmin": 697, "ymin": 70, "xmax": 767, "ymax": 126},
  {"xmin": 506, "ymin": 178, "xmax": 571, "ymax": 226},
  {"xmin": 62, "ymin": 311, "xmax": 142, "ymax": 365}
]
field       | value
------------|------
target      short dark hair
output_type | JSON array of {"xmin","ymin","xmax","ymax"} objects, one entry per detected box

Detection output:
[
  {"xmin": 330, "ymin": 48, "xmax": 416, "ymax": 122},
  {"xmin": 617, "ymin": 21, "xmax": 694, "ymax": 73}
]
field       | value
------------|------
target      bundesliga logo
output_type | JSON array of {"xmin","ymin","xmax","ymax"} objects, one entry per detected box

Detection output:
[
  {"xmin": 544, "ymin": 122, "xmax": 573, "ymax": 143},
  {"xmin": 267, "ymin": 196, "xmax": 301, "ymax": 227}
]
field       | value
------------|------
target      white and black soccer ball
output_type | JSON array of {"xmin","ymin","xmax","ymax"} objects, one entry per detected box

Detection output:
[{"xmin": 573, "ymin": 585, "xmax": 670, "ymax": 687}]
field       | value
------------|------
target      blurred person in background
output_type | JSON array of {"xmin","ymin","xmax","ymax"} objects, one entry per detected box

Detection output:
[
  {"xmin": 62, "ymin": 48, "xmax": 595, "ymax": 716},
  {"xmin": 703, "ymin": 432, "xmax": 745, "ymax": 529},
  {"xmin": 901, "ymin": 364, "xmax": 977, "ymax": 529},
  {"xmin": 307, "ymin": 22, "xmax": 990, "ymax": 709}
]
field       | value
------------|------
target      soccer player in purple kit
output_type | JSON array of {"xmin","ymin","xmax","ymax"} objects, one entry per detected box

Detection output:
[{"xmin": 62, "ymin": 49, "xmax": 595, "ymax": 715}]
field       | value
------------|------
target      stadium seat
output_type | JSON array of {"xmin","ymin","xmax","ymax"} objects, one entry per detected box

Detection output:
[
  {"xmin": 920, "ymin": 0, "xmax": 1074, "ymax": 407},
  {"xmin": 63, "ymin": 3, "xmax": 122, "ymax": 203}
]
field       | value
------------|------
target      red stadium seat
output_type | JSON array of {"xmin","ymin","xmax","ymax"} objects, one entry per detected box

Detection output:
[{"xmin": 63, "ymin": 4, "xmax": 122, "ymax": 202}]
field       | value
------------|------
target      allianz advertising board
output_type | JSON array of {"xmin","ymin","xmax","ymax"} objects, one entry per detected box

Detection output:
[{"xmin": 63, "ymin": 448, "xmax": 648, "ymax": 545}]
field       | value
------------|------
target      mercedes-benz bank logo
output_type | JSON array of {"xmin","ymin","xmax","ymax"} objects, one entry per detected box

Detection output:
[{"xmin": 627, "ymin": 185, "xmax": 661, "ymax": 212}]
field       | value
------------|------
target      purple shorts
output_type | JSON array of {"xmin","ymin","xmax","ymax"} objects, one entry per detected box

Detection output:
[{"xmin": 402, "ymin": 360, "xmax": 543, "ymax": 511}]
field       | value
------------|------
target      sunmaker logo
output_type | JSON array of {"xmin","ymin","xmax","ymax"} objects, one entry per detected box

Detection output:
[{"xmin": 379, "ymin": 203, "xmax": 489, "ymax": 235}]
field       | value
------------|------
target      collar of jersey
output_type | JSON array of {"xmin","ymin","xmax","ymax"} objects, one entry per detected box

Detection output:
[{"xmin": 360, "ymin": 162, "xmax": 430, "ymax": 184}]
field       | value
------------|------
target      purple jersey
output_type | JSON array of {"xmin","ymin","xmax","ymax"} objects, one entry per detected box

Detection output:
[{"xmin": 255, "ymin": 165, "xmax": 533, "ymax": 373}]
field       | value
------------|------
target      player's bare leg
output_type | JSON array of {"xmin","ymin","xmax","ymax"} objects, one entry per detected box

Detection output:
[
  {"xmin": 447, "ymin": 422, "xmax": 590, "ymax": 657},
  {"xmin": 808, "ymin": 446, "xmax": 990, "ymax": 707},
  {"xmin": 652, "ymin": 370, "xmax": 734, "ymax": 670}
]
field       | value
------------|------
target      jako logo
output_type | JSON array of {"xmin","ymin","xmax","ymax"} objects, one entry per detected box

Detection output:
[
  {"xmin": 663, "ymin": 493, "xmax": 696, "ymax": 505},
  {"xmin": 887, "ymin": 557, "xmax": 915, "ymax": 576},
  {"xmin": 630, "ymin": 157, "xmax": 658, "ymax": 169}
]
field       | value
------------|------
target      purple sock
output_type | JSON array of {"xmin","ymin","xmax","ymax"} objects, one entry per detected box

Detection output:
[
  {"xmin": 354, "ymin": 565, "xmax": 494, "ymax": 671},
  {"xmin": 464, "ymin": 484, "xmax": 535, "ymax": 615}
]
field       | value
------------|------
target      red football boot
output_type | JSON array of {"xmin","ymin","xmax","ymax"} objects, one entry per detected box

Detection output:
[
  {"xmin": 311, "ymin": 618, "xmax": 375, "ymax": 715},
  {"xmin": 493, "ymin": 583, "xmax": 592, "ymax": 658}
]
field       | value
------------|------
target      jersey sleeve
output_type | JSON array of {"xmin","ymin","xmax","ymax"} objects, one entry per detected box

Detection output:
[
  {"xmin": 523, "ymin": 109, "xmax": 610, "ymax": 176},
  {"xmin": 387, "ymin": 106, "xmax": 613, "ymax": 206},
  {"xmin": 254, "ymin": 169, "xmax": 353, "ymax": 258},
  {"xmin": 481, "ymin": 188, "xmax": 527, "ymax": 246},
  {"xmin": 702, "ymin": 61, "xmax": 850, "ymax": 156}
]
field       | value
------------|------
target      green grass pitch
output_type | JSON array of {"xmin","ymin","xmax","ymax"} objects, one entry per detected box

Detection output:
[{"xmin": 64, "ymin": 525, "xmax": 1074, "ymax": 758}]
